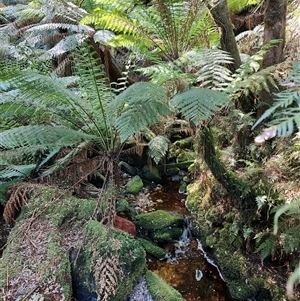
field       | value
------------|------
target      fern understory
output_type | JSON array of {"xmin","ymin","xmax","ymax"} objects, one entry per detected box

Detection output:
[{"xmin": 1, "ymin": 0, "xmax": 300, "ymax": 299}]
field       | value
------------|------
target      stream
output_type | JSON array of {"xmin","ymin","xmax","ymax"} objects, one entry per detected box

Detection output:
[{"xmin": 134, "ymin": 180, "xmax": 239, "ymax": 301}]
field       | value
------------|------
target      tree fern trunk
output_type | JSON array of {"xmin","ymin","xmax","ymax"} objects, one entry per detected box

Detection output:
[
  {"xmin": 199, "ymin": 127, "xmax": 255, "ymax": 207},
  {"xmin": 206, "ymin": 0, "xmax": 241, "ymax": 71}
]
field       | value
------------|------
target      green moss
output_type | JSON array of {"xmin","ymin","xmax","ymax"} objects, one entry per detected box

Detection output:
[
  {"xmin": 137, "ymin": 238, "xmax": 166, "ymax": 259},
  {"xmin": 145, "ymin": 270, "xmax": 184, "ymax": 301},
  {"xmin": 142, "ymin": 165, "xmax": 161, "ymax": 182},
  {"xmin": 153, "ymin": 227, "xmax": 183, "ymax": 242},
  {"xmin": 174, "ymin": 137, "xmax": 193, "ymax": 149},
  {"xmin": 176, "ymin": 151, "xmax": 197, "ymax": 164},
  {"xmin": 126, "ymin": 175, "xmax": 144, "ymax": 194},
  {"xmin": 77, "ymin": 220, "xmax": 147, "ymax": 301},
  {"xmin": 46, "ymin": 232, "xmax": 72, "ymax": 299},
  {"xmin": 135, "ymin": 210, "xmax": 183, "ymax": 231}
]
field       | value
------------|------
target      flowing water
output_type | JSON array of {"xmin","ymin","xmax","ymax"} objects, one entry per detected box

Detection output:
[{"xmin": 135, "ymin": 181, "xmax": 238, "ymax": 301}]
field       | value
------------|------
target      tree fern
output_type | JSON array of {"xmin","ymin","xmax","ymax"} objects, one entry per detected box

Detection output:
[
  {"xmin": 170, "ymin": 87, "xmax": 229, "ymax": 126},
  {"xmin": 80, "ymin": 0, "xmax": 217, "ymax": 61},
  {"xmin": 111, "ymin": 82, "xmax": 170, "ymax": 142}
]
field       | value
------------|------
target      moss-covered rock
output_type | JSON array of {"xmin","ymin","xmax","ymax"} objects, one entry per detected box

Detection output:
[
  {"xmin": 0, "ymin": 185, "xmax": 146, "ymax": 301},
  {"xmin": 186, "ymin": 172, "xmax": 288, "ymax": 301},
  {"xmin": 153, "ymin": 227, "xmax": 183, "ymax": 242},
  {"xmin": 145, "ymin": 270, "xmax": 184, "ymax": 301},
  {"xmin": 73, "ymin": 220, "xmax": 146, "ymax": 301},
  {"xmin": 135, "ymin": 210, "xmax": 183, "ymax": 231},
  {"xmin": 126, "ymin": 175, "xmax": 144, "ymax": 194},
  {"xmin": 137, "ymin": 238, "xmax": 166, "ymax": 259},
  {"xmin": 135, "ymin": 210, "xmax": 184, "ymax": 243},
  {"xmin": 141, "ymin": 165, "xmax": 161, "ymax": 182}
]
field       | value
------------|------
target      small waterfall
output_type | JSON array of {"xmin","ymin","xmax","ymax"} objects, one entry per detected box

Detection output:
[{"xmin": 166, "ymin": 217, "xmax": 192, "ymax": 262}]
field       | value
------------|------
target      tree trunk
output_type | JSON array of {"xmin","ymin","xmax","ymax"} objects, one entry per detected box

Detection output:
[
  {"xmin": 199, "ymin": 127, "xmax": 256, "ymax": 207},
  {"xmin": 206, "ymin": 0, "xmax": 241, "ymax": 71},
  {"xmin": 261, "ymin": 0, "xmax": 287, "ymax": 68},
  {"xmin": 257, "ymin": 0, "xmax": 287, "ymax": 117}
]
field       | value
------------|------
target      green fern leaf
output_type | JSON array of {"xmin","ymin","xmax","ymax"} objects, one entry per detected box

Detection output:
[
  {"xmin": 255, "ymin": 234, "xmax": 277, "ymax": 260},
  {"xmin": 147, "ymin": 135, "xmax": 170, "ymax": 164},
  {"xmin": 0, "ymin": 164, "xmax": 36, "ymax": 180},
  {"xmin": 170, "ymin": 88, "xmax": 229, "ymax": 126},
  {"xmin": 112, "ymin": 82, "xmax": 170, "ymax": 142},
  {"xmin": 0, "ymin": 125, "xmax": 94, "ymax": 150}
]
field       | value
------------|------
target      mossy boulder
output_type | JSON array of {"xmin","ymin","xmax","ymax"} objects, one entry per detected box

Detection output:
[
  {"xmin": 0, "ymin": 184, "xmax": 146, "ymax": 301},
  {"xmin": 137, "ymin": 238, "xmax": 166, "ymax": 259},
  {"xmin": 153, "ymin": 227, "xmax": 183, "ymax": 242},
  {"xmin": 135, "ymin": 210, "xmax": 184, "ymax": 243},
  {"xmin": 126, "ymin": 175, "xmax": 144, "ymax": 194},
  {"xmin": 145, "ymin": 270, "xmax": 184, "ymax": 301},
  {"xmin": 141, "ymin": 165, "xmax": 161, "ymax": 182},
  {"xmin": 73, "ymin": 220, "xmax": 146, "ymax": 301}
]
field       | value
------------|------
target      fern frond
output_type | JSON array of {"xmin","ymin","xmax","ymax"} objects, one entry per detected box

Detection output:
[
  {"xmin": 0, "ymin": 125, "xmax": 95, "ymax": 172},
  {"xmin": 147, "ymin": 135, "xmax": 170, "ymax": 164},
  {"xmin": 0, "ymin": 125, "xmax": 93, "ymax": 150},
  {"xmin": 170, "ymin": 88, "xmax": 229, "ymax": 126},
  {"xmin": 111, "ymin": 82, "xmax": 170, "ymax": 142},
  {"xmin": 252, "ymin": 90, "xmax": 300, "ymax": 143},
  {"xmin": 255, "ymin": 234, "xmax": 277, "ymax": 260},
  {"xmin": 0, "ymin": 164, "xmax": 36, "ymax": 180},
  {"xmin": 180, "ymin": 49, "xmax": 233, "ymax": 90}
]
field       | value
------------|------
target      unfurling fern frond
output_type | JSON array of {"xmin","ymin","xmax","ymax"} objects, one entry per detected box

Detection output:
[
  {"xmin": 170, "ymin": 88, "xmax": 229, "ymax": 126},
  {"xmin": 111, "ymin": 82, "xmax": 170, "ymax": 142},
  {"xmin": 147, "ymin": 135, "xmax": 170, "ymax": 164}
]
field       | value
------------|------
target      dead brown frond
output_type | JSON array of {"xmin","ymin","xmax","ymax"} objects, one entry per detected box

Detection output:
[
  {"xmin": 93, "ymin": 250, "xmax": 123, "ymax": 301},
  {"xmin": 3, "ymin": 183, "xmax": 33, "ymax": 224},
  {"xmin": 122, "ymin": 143, "xmax": 147, "ymax": 157}
]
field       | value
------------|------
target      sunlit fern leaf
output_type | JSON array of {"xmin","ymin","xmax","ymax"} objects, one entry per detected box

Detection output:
[
  {"xmin": 170, "ymin": 88, "xmax": 229, "ymax": 126},
  {"xmin": 81, "ymin": 8, "xmax": 139, "ymax": 36},
  {"xmin": 147, "ymin": 135, "xmax": 170, "ymax": 164},
  {"xmin": 137, "ymin": 61, "xmax": 192, "ymax": 87},
  {"xmin": 111, "ymin": 82, "xmax": 170, "ymax": 143}
]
